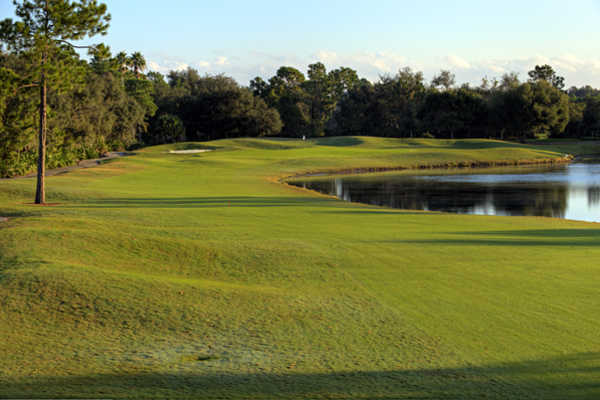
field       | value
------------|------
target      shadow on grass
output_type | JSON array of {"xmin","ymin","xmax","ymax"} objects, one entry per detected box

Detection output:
[
  {"xmin": 403, "ymin": 238, "xmax": 600, "ymax": 247},
  {"xmin": 79, "ymin": 196, "xmax": 335, "ymax": 209},
  {"xmin": 455, "ymin": 229, "xmax": 600, "ymax": 239},
  {"xmin": 3, "ymin": 352, "xmax": 600, "ymax": 399},
  {"xmin": 399, "ymin": 228, "xmax": 600, "ymax": 247},
  {"xmin": 371, "ymin": 139, "xmax": 537, "ymax": 151},
  {"xmin": 315, "ymin": 209, "xmax": 438, "ymax": 216},
  {"xmin": 0, "ymin": 254, "xmax": 20, "ymax": 283},
  {"xmin": 315, "ymin": 137, "xmax": 365, "ymax": 147},
  {"xmin": 0, "ymin": 252, "xmax": 49, "ymax": 284},
  {"xmin": 446, "ymin": 140, "xmax": 535, "ymax": 150},
  {"xmin": 0, "ymin": 210, "xmax": 36, "ymax": 218}
]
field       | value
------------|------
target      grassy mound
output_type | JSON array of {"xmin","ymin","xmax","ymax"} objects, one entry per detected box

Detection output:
[{"xmin": 1, "ymin": 137, "xmax": 599, "ymax": 399}]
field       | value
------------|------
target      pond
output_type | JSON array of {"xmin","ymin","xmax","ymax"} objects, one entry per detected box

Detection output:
[{"xmin": 289, "ymin": 163, "xmax": 600, "ymax": 223}]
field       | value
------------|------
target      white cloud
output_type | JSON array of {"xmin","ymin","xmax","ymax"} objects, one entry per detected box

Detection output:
[
  {"xmin": 148, "ymin": 61, "xmax": 161, "ymax": 71},
  {"xmin": 148, "ymin": 59, "xmax": 189, "ymax": 74},
  {"xmin": 149, "ymin": 51, "xmax": 600, "ymax": 88},
  {"xmin": 215, "ymin": 56, "xmax": 228, "ymax": 66},
  {"xmin": 148, "ymin": 56, "xmax": 230, "ymax": 75},
  {"xmin": 314, "ymin": 50, "xmax": 339, "ymax": 63},
  {"xmin": 488, "ymin": 65, "xmax": 506, "ymax": 74},
  {"xmin": 309, "ymin": 50, "xmax": 410, "ymax": 79},
  {"xmin": 425, "ymin": 55, "xmax": 600, "ymax": 88},
  {"xmin": 445, "ymin": 55, "xmax": 472, "ymax": 69}
]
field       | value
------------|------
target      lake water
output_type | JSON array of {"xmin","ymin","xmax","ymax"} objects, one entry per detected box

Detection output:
[{"xmin": 290, "ymin": 163, "xmax": 600, "ymax": 223}]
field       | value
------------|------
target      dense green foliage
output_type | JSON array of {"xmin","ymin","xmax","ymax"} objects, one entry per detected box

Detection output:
[
  {"xmin": 149, "ymin": 69, "xmax": 282, "ymax": 142},
  {"xmin": 0, "ymin": 47, "xmax": 152, "ymax": 178},
  {"xmin": 2, "ymin": 2, "xmax": 600, "ymax": 183},
  {"xmin": 250, "ymin": 63, "xmax": 360, "ymax": 137},
  {"xmin": 0, "ymin": 0, "xmax": 153, "ymax": 179},
  {"xmin": 0, "ymin": 0, "xmax": 112, "ymax": 203},
  {"xmin": 2, "ymin": 5, "xmax": 600, "ymax": 180},
  {"xmin": 333, "ymin": 66, "xmax": 575, "ymax": 140},
  {"xmin": 1, "ymin": 138, "xmax": 600, "ymax": 399},
  {"xmin": 251, "ymin": 63, "xmax": 600, "ymax": 141}
]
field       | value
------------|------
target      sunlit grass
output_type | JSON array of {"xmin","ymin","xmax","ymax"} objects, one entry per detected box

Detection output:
[{"xmin": 1, "ymin": 137, "xmax": 599, "ymax": 399}]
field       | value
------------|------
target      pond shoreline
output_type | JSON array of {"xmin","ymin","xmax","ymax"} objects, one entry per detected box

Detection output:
[
  {"xmin": 283, "ymin": 154, "xmax": 574, "ymax": 182},
  {"xmin": 289, "ymin": 161, "xmax": 600, "ymax": 223}
]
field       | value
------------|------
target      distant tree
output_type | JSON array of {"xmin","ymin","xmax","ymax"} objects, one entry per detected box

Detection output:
[
  {"xmin": 146, "ymin": 71, "xmax": 170, "ymax": 104},
  {"xmin": 499, "ymin": 81, "xmax": 570, "ymax": 139},
  {"xmin": 478, "ymin": 76, "xmax": 498, "ymax": 91},
  {"xmin": 334, "ymin": 79, "xmax": 375, "ymax": 136},
  {"xmin": 253, "ymin": 64, "xmax": 361, "ymax": 137},
  {"xmin": 125, "ymin": 79, "xmax": 156, "ymax": 116},
  {"xmin": 581, "ymin": 96, "xmax": 600, "ymax": 138},
  {"xmin": 270, "ymin": 66, "xmax": 306, "ymax": 89},
  {"xmin": 304, "ymin": 62, "xmax": 331, "ymax": 136},
  {"xmin": 89, "ymin": 43, "xmax": 114, "ymax": 74},
  {"xmin": 562, "ymin": 99, "xmax": 586, "ymax": 138},
  {"xmin": 129, "ymin": 51, "xmax": 146, "ymax": 78},
  {"xmin": 328, "ymin": 67, "xmax": 359, "ymax": 100},
  {"xmin": 567, "ymin": 85, "xmax": 600, "ymax": 99},
  {"xmin": 489, "ymin": 83, "xmax": 533, "ymax": 140},
  {"xmin": 52, "ymin": 69, "xmax": 147, "ymax": 153},
  {"xmin": 529, "ymin": 80, "xmax": 569, "ymax": 137},
  {"xmin": 150, "ymin": 70, "xmax": 282, "ymax": 141},
  {"xmin": 528, "ymin": 64, "xmax": 565, "ymax": 90},
  {"xmin": 114, "ymin": 50, "xmax": 129, "ymax": 75},
  {"xmin": 143, "ymin": 113, "xmax": 185, "ymax": 145},
  {"xmin": 0, "ymin": 0, "xmax": 110, "ymax": 204},
  {"xmin": 265, "ymin": 66, "xmax": 309, "ymax": 137},
  {"xmin": 249, "ymin": 76, "xmax": 268, "ymax": 97},
  {"xmin": 420, "ymin": 88, "xmax": 486, "ymax": 139},
  {"xmin": 565, "ymin": 95, "xmax": 600, "ymax": 138},
  {"xmin": 431, "ymin": 70, "xmax": 456, "ymax": 90},
  {"xmin": 499, "ymin": 72, "xmax": 520, "ymax": 90},
  {"xmin": 323, "ymin": 66, "xmax": 359, "ymax": 134},
  {"xmin": 236, "ymin": 89, "xmax": 283, "ymax": 137},
  {"xmin": 372, "ymin": 67, "xmax": 427, "ymax": 137},
  {"xmin": 167, "ymin": 67, "xmax": 201, "ymax": 98},
  {"xmin": 192, "ymin": 73, "xmax": 238, "ymax": 95}
]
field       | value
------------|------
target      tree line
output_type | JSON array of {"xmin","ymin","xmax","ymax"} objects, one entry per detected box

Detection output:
[
  {"xmin": 145, "ymin": 62, "xmax": 600, "ymax": 145},
  {"xmin": 250, "ymin": 63, "xmax": 600, "ymax": 141},
  {"xmin": 3, "ymin": 2, "xmax": 600, "ymax": 201},
  {"xmin": 0, "ymin": 43, "xmax": 155, "ymax": 178}
]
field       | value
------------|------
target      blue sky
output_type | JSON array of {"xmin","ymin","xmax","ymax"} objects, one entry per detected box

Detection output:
[{"xmin": 2, "ymin": 0, "xmax": 600, "ymax": 86}]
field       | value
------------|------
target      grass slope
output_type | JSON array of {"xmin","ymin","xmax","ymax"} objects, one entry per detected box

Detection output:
[{"xmin": 1, "ymin": 137, "xmax": 599, "ymax": 399}]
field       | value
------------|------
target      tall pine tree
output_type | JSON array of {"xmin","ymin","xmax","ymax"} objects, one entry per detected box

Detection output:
[{"xmin": 0, "ymin": 0, "xmax": 110, "ymax": 203}]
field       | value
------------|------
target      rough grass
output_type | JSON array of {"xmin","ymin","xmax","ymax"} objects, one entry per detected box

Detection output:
[{"xmin": 1, "ymin": 137, "xmax": 600, "ymax": 399}]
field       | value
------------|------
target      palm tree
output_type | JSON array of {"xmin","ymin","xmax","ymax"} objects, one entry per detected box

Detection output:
[
  {"xmin": 129, "ymin": 52, "xmax": 146, "ymax": 79},
  {"xmin": 114, "ymin": 51, "xmax": 129, "ymax": 75}
]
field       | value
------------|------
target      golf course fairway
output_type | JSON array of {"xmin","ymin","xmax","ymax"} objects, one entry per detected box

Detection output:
[{"xmin": 1, "ymin": 137, "xmax": 599, "ymax": 399}]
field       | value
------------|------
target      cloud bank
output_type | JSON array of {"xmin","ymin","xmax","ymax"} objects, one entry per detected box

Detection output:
[{"xmin": 148, "ymin": 51, "xmax": 600, "ymax": 88}]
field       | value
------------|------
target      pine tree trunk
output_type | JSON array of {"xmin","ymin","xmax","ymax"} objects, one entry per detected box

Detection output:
[{"xmin": 35, "ymin": 64, "xmax": 47, "ymax": 204}]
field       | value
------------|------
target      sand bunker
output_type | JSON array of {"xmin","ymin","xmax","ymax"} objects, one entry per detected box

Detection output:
[{"xmin": 168, "ymin": 149, "xmax": 213, "ymax": 154}]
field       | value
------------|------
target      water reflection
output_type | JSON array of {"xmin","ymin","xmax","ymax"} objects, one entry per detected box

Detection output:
[
  {"xmin": 291, "ymin": 163, "xmax": 600, "ymax": 222},
  {"xmin": 589, "ymin": 187, "xmax": 600, "ymax": 207}
]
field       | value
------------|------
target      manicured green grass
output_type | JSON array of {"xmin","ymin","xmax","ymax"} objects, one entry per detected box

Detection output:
[{"xmin": 1, "ymin": 137, "xmax": 599, "ymax": 399}]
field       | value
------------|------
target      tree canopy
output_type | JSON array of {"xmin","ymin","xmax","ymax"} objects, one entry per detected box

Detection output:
[
  {"xmin": 2, "ymin": 6, "xmax": 600, "ymax": 187},
  {"xmin": 0, "ymin": 0, "xmax": 111, "ymax": 203},
  {"xmin": 0, "ymin": 1, "xmax": 156, "ymax": 182}
]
